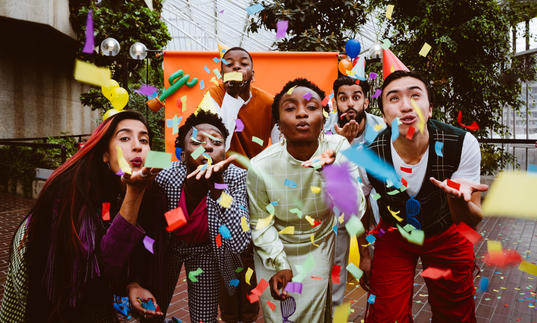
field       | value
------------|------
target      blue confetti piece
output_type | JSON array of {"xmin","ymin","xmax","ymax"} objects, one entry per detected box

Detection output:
[
  {"xmin": 204, "ymin": 66, "xmax": 210, "ymax": 73},
  {"xmin": 229, "ymin": 279, "xmax": 239, "ymax": 287},
  {"xmin": 212, "ymin": 57, "xmax": 221, "ymax": 63},
  {"xmin": 333, "ymin": 224, "xmax": 338, "ymax": 235},
  {"xmin": 366, "ymin": 234, "xmax": 376, "ymax": 244},
  {"xmin": 368, "ymin": 294, "xmax": 376, "ymax": 304},
  {"xmin": 141, "ymin": 298, "xmax": 156, "ymax": 311},
  {"xmin": 478, "ymin": 277, "xmax": 489, "ymax": 293},
  {"xmin": 219, "ymin": 224, "xmax": 231, "ymax": 239},
  {"xmin": 148, "ymin": 92, "xmax": 158, "ymax": 100},
  {"xmin": 175, "ymin": 147, "xmax": 182, "ymax": 160},
  {"xmin": 200, "ymin": 80, "xmax": 205, "ymax": 89},
  {"xmin": 192, "ymin": 127, "xmax": 198, "ymax": 139},
  {"xmin": 342, "ymin": 144, "xmax": 402, "ymax": 189},
  {"xmin": 391, "ymin": 118, "xmax": 400, "ymax": 142},
  {"xmin": 435, "ymin": 141, "xmax": 444, "ymax": 157},
  {"xmin": 284, "ymin": 178, "xmax": 297, "ymax": 188},
  {"xmin": 239, "ymin": 205, "xmax": 248, "ymax": 212},
  {"xmin": 364, "ymin": 123, "xmax": 379, "ymax": 144},
  {"xmin": 528, "ymin": 164, "xmax": 537, "ymax": 174},
  {"xmin": 245, "ymin": 3, "xmax": 264, "ymax": 15},
  {"xmin": 271, "ymin": 201, "xmax": 279, "ymax": 206},
  {"xmin": 221, "ymin": 58, "xmax": 230, "ymax": 65}
]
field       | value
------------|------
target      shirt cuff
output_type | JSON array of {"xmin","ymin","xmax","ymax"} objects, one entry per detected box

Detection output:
[{"xmin": 100, "ymin": 213, "xmax": 146, "ymax": 269}]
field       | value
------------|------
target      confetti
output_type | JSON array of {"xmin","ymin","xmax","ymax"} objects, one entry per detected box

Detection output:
[
  {"xmin": 246, "ymin": 3, "xmax": 264, "ymax": 15},
  {"xmin": 204, "ymin": 66, "xmax": 210, "ymax": 73},
  {"xmin": 284, "ymin": 178, "xmax": 297, "ymax": 188},
  {"xmin": 334, "ymin": 302, "xmax": 351, "ymax": 323},
  {"xmin": 331, "ymin": 265, "xmax": 341, "ymax": 284},
  {"xmin": 229, "ymin": 279, "xmax": 239, "ymax": 287},
  {"xmin": 240, "ymin": 216, "xmax": 249, "ymax": 232},
  {"xmin": 166, "ymin": 115, "xmax": 182, "ymax": 135},
  {"xmin": 255, "ymin": 214, "xmax": 274, "ymax": 230},
  {"xmin": 218, "ymin": 192, "xmax": 233, "ymax": 208},
  {"xmin": 276, "ymin": 20, "xmax": 288, "ymax": 39},
  {"xmin": 143, "ymin": 235, "xmax": 154, "ymax": 254},
  {"xmin": 519, "ymin": 261, "xmax": 537, "ymax": 276},
  {"xmin": 456, "ymin": 222, "xmax": 482, "ymax": 244},
  {"xmin": 368, "ymin": 294, "xmax": 376, "ymax": 304},
  {"xmin": 310, "ymin": 186, "xmax": 321, "ymax": 193},
  {"xmin": 74, "ymin": 59, "xmax": 111, "ymax": 86},
  {"xmin": 419, "ymin": 42, "xmax": 432, "ymax": 57},
  {"xmin": 369, "ymin": 72, "xmax": 378, "ymax": 80},
  {"xmin": 287, "ymin": 85, "xmax": 297, "ymax": 95},
  {"xmin": 420, "ymin": 267, "xmax": 453, "ymax": 280},
  {"xmin": 102, "ymin": 202, "xmax": 110, "ymax": 221},
  {"xmin": 82, "ymin": 10, "xmax": 94, "ymax": 54},
  {"xmin": 235, "ymin": 118, "xmax": 244, "ymax": 132},
  {"xmin": 482, "ymin": 171, "xmax": 537, "ymax": 219},
  {"xmin": 165, "ymin": 207, "xmax": 187, "ymax": 232},
  {"xmin": 345, "ymin": 216, "xmax": 365, "ymax": 237},
  {"xmin": 435, "ymin": 141, "xmax": 444, "ymax": 157},
  {"xmin": 279, "ymin": 226, "xmax": 295, "ymax": 235},
  {"xmin": 191, "ymin": 146, "xmax": 205, "ymax": 160},
  {"xmin": 289, "ymin": 208, "xmax": 303, "ymax": 218},
  {"xmin": 406, "ymin": 126, "xmax": 415, "ymax": 140},
  {"xmin": 188, "ymin": 268, "xmax": 203, "ymax": 282},
  {"xmin": 145, "ymin": 151, "xmax": 172, "ymax": 169},
  {"xmin": 116, "ymin": 145, "xmax": 132, "ymax": 175},
  {"xmin": 346, "ymin": 263, "xmax": 364, "ymax": 281},
  {"xmin": 400, "ymin": 166, "xmax": 412, "ymax": 173},
  {"xmin": 223, "ymin": 72, "xmax": 243, "ymax": 82},
  {"xmin": 267, "ymin": 300, "xmax": 276, "ymax": 311},
  {"xmin": 213, "ymin": 69, "xmax": 222, "ymax": 79},
  {"xmin": 372, "ymin": 88, "xmax": 382, "ymax": 99},
  {"xmin": 245, "ymin": 267, "xmax": 254, "ymax": 285},
  {"xmin": 457, "ymin": 110, "xmax": 479, "ymax": 131},
  {"xmin": 284, "ymin": 281, "xmax": 303, "ymax": 294},
  {"xmin": 134, "ymin": 84, "xmax": 159, "ymax": 97},
  {"xmin": 310, "ymin": 234, "xmax": 319, "ymax": 247},
  {"xmin": 446, "ymin": 178, "xmax": 460, "ymax": 190},
  {"xmin": 303, "ymin": 92, "xmax": 313, "ymax": 101},
  {"xmin": 214, "ymin": 183, "xmax": 228, "ymax": 189},
  {"xmin": 199, "ymin": 80, "xmax": 205, "ymax": 90},
  {"xmin": 386, "ymin": 4, "xmax": 394, "ymax": 19},
  {"xmin": 410, "ymin": 99, "xmax": 425, "ymax": 133},
  {"xmin": 219, "ymin": 224, "xmax": 231, "ymax": 239},
  {"xmin": 252, "ymin": 136, "xmax": 264, "ymax": 146}
]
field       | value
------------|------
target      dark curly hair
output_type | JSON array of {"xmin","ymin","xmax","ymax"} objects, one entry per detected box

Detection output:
[
  {"xmin": 272, "ymin": 78, "xmax": 328, "ymax": 122},
  {"xmin": 332, "ymin": 75, "xmax": 370, "ymax": 98},
  {"xmin": 378, "ymin": 70, "xmax": 433, "ymax": 113},
  {"xmin": 175, "ymin": 109, "xmax": 229, "ymax": 149}
]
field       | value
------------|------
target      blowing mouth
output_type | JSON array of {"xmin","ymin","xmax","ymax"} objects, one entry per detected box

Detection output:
[
  {"xmin": 130, "ymin": 157, "xmax": 143, "ymax": 167},
  {"xmin": 400, "ymin": 115, "xmax": 417, "ymax": 124}
]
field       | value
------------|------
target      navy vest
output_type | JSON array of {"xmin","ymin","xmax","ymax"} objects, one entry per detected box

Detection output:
[{"xmin": 367, "ymin": 119, "xmax": 466, "ymax": 236}]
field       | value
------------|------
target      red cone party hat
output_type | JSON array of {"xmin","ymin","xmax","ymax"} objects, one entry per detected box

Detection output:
[{"xmin": 382, "ymin": 48, "xmax": 409, "ymax": 80}]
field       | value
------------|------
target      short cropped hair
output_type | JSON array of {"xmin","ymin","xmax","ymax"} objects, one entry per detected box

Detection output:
[
  {"xmin": 175, "ymin": 110, "xmax": 229, "ymax": 149},
  {"xmin": 378, "ymin": 70, "xmax": 433, "ymax": 113},
  {"xmin": 332, "ymin": 76, "xmax": 370, "ymax": 98},
  {"xmin": 272, "ymin": 78, "xmax": 327, "ymax": 122},
  {"xmin": 221, "ymin": 47, "xmax": 253, "ymax": 69}
]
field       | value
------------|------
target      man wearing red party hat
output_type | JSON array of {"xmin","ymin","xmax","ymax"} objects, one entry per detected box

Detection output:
[{"xmin": 356, "ymin": 51, "xmax": 487, "ymax": 322}]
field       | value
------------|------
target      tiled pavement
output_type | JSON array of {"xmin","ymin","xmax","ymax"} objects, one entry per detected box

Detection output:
[{"xmin": 0, "ymin": 191, "xmax": 536, "ymax": 322}]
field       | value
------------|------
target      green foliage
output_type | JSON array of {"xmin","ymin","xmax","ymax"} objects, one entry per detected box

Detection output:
[
  {"xmin": 367, "ymin": 0, "xmax": 536, "ymax": 174},
  {"xmin": 0, "ymin": 136, "xmax": 79, "ymax": 197},
  {"xmin": 69, "ymin": 0, "xmax": 170, "ymax": 150},
  {"xmin": 480, "ymin": 143, "xmax": 517, "ymax": 175},
  {"xmin": 248, "ymin": 0, "xmax": 369, "ymax": 51}
]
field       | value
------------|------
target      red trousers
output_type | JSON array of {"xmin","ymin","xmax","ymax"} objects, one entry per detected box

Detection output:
[{"xmin": 366, "ymin": 223, "xmax": 477, "ymax": 323}]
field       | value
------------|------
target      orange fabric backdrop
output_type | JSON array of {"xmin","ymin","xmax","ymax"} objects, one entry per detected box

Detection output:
[{"xmin": 163, "ymin": 51, "xmax": 338, "ymax": 158}]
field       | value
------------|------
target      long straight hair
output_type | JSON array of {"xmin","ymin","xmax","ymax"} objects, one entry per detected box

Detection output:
[{"xmin": 23, "ymin": 111, "xmax": 152, "ymax": 321}]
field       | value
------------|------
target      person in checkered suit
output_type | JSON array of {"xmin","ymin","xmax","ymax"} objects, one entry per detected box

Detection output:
[{"xmin": 127, "ymin": 110, "xmax": 251, "ymax": 323}]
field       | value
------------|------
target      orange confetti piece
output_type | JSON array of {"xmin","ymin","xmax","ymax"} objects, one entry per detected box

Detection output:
[
  {"xmin": 102, "ymin": 202, "xmax": 110, "ymax": 221},
  {"xmin": 267, "ymin": 300, "xmax": 276, "ymax": 311},
  {"xmin": 457, "ymin": 110, "xmax": 479, "ymax": 131},
  {"xmin": 165, "ymin": 207, "xmax": 187, "ymax": 232}
]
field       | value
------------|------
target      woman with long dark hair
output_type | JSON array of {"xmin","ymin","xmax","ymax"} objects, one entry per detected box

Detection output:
[{"xmin": 0, "ymin": 110, "xmax": 166, "ymax": 322}]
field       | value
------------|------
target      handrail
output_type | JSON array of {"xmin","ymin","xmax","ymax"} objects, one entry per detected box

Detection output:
[{"xmin": 0, "ymin": 142, "xmax": 68, "ymax": 163}]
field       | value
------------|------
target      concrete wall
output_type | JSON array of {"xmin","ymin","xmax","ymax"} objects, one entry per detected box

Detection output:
[
  {"xmin": 0, "ymin": 17, "xmax": 100, "ymax": 139},
  {"xmin": 0, "ymin": 0, "xmax": 75, "ymax": 38}
]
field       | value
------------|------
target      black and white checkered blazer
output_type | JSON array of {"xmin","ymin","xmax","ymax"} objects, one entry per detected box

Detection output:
[{"xmin": 155, "ymin": 161, "xmax": 251, "ymax": 295}]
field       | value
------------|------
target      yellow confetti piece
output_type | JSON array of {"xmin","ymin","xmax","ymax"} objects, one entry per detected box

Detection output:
[
  {"xmin": 386, "ymin": 4, "xmax": 395, "ymax": 19},
  {"xmin": 333, "ymin": 302, "xmax": 351, "ymax": 323},
  {"xmin": 487, "ymin": 240, "xmax": 503, "ymax": 253},
  {"xmin": 410, "ymin": 98, "xmax": 425, "ymax": 133},
  {"xmin": 323, "ymin": 109, "xmax": 329, "ymax": 118},
  {"xmin": 255, "ymin": 214, "xmax": 273, "ymax": 230},
  {"xmin": 223, "ymin": 72, "xmax": 243, "ymax": 82},
  {"xmin": 240, "ymin": 216, "xmax": 249, "ymax": 232},
  {"xmin": 388, "ymin": 206, "xmax": 403, "ymax": 222},
  {"xmin": 310, "ymin": 186, "xmax": 321, "ymax": 193},
  {"xmin": 390, "ymin": 65, "xmax": 395, "ymax": 73},
  {"xmin": 305, "ymin": 215, "xmax": 315, "ymax": 226},
  {"xmin": 338, "ymin": 214, "xmax": 345, "ymax": 224},
  {"xmin": 374, "ymin": 123, "xmax": 385, "ymax": 131},
  {"xmin": 73, "ymin": 59, "xmax": 111, "ymax": 86},
  {"xmin": 116, "ymin": 145, "xmax": 132, "ymax": 175},
  {"xmin": 482, "ymin": 171, "xmax": 537, "ymax": 219},
  {"xmin": 287, "ymin": 85, "xmax": 297, "ymax": 95},
  {"xmin": 279, "ymin": 226, "xmax": 295, "ymax": 235},
  {"xmin": 419, "ymin": 42, "xmax": 432, "ymax": 57},
  {"xmin": 252, "ymin": 136, "xmax": 264, "ymax": 146},
  {"xmin": 245, "ymin": 267, "xmax": 254, "ymax": 285},
  {"xmin": 209, "ymin": 76, "xmax": 219, "ymax": 86},
  {"xmin": 218, "ymin": 192, "xmax": 233, "ymax": 208},
  {"xmin": 519, "ymin": 261, "xmax": 537, "ymax": 276},
  {"xmin": 180, "ymin": 96, "xmax": 187, "ymax": 112},
  {"xmin": 310, "ymin": 234, "xmax": 319, "ymax": 247}
]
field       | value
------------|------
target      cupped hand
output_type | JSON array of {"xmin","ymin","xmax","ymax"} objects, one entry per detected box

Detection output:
[
  {"xmin": 127, "ymin": 282, "xmax": 163, "ymax": 318},
  {"xmin": 122, "ymin": 167, "xmax": 161, "ymax": 188},
  {"xmin": 335, "ymin": 120, "xmax": 360, "ymax": 144},
  {"xmin": 429, "ymin": 177, "xmax": 488, "ymax": 202},
  {"xmin": 187, "ymin": 155, "xmax": 236, "ymax": 182},
  {"xmin": 269, "ymin": 269, "xmax": 293, "ymax": 301},
  {"xmin": 301, "ymin": 149, "xmax": 336, "ymax": 169}
]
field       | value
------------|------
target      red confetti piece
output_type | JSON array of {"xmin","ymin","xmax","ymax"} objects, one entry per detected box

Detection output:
[
  {"xmin": 164, "ymin": 207, "xmax": 187, "ymax": 232},
  {"xmin": 456, "ymin": 222, "xmax": 482, "ymax": 244},
  {"xmin": 420, "ymin": 267, "xmax": 454, "ymax": 280},
  {"xmin": 247, "ymin": 278, "xmax": 269, "ymax": 303},
  {"xmin": 484, "ymin": 249, "xmax": 522, "ymax": 267},
  {"xmin": 267, "ymin": 300, "xmax": 276, "ymax": 311},
  {"xmin": 400, "ymin": 167, "xmax": 412, "ymax": 173},
  {"xmin": 216, "ymin": 233, "xmax": 222, "ymax": 247},
  {"xmin": 355, "ymin": 79, "xmax": 361, "ymax": 84},
  {"xmin": 401, "ymin": 178, "xmax": 408, "ymax": 187},
  {"xmin": 102, "ymin": 202, "xmax": 110, "ymax": 221},
  {"xmin": 331, "ymin": 265, "xmax": 341, "ymax": 284},
  {"xmin": 311, "ymin": 276, "xmax": 323, "ymax": 280},
  {"xmin": 321, "ymin": 96, "xmax": 329, "ymax": 106},
  {"xmin": 312, "ymin": 220, "xmax": 322, "ymax": 227},
  {"xmin": 406, "ymin": 126, "xmax": 415, "ymax": 140},
  {"xmin": 446, "ymin": 179, "xmax": 460, "ymax": 190},
  {"xmin": 457, "ymin": 111, "xmax": 479, "ymax": 131}
]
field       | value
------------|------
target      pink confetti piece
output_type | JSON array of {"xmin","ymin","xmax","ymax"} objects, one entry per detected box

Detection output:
[
  {"xmin": 214, "ymin": 183, "xmax": 228, "ymax": 189},
  {"xmin": 276, "ymin": 20, "xmax": 288, "ymax": 39},
  {"xmin": 235, "ymin": 118, "xmax": 244, "ymax": 132},
  {"xmin": 372, "ymin": 88, "xmax": 382, "ymax": 99},
  {"xmin": 143, "ymin": 236, "xmax": 155, "ymax": 254},
  {"xmin": 303, "ymin": 92, "xmax": 313, "ymax": 101},
  {"xmin": 369, "ymin": 72, "xmax": 378, "ymax": 80},
  {"xmin": 82, "ymin": 10, "xmax": 94, "ymax": 54}
]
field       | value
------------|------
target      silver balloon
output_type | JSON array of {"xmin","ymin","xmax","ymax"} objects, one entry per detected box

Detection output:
[
  {"xmin": 129, "ymin": 42, "xmax": 148, "ymax": 60},
  {"xmin": 101, "ymin": 38, "xmax": 120, "ymax": 56}
]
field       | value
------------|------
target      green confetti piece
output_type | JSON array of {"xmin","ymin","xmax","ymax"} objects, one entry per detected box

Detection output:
[
  {"xmin": 235, "ymin": 267, "xmax": 244, "ymax": 273},
  {"xmin": 191, "ymin": 146, "xmax": 205, "ymax": 160},
  {"xmin": 345, "ymin": 216, "xmax": 365, "ymax": 237},
  {"xmin": 397, "ymin": 224, "xmax": 424, "ymax": 246},
  {"xmin": 144, "ymin": 150, "xmax": 172, "ymax": 169},
  {"xmin": 371, "ymin": 193, "xmax": 381, "ymax": 200},
  {"xmin": 387, "ymin": 189, "xmax": 400, "ymax": 195},
  {"xmin": 289, "ymin": 208, "xmax": 303, "ymax": 219},
  {"xmin": 228, "ymin": 152, "xmax": 251, "ymax": 169},
  {"xmin": 266, "ymin": 203, "xmax": 275, "ymax": 215},
  {"xmin": 252, "ymin": 136, "xmax": 264, "ymax": 146},
  {"xmin": 200, "ymin": 131, "xmax": 223, "ymax": 143},
  {"xmin": 188, "ymin": 268, "xmax": 204, "ymax": 282},
  {"xmin": 346, "ymin": 263, "xmax": 364, "ymax": 281},
  {"xmin": 292, "ymin": 253, "xmax": 315, "ymax": 282}
]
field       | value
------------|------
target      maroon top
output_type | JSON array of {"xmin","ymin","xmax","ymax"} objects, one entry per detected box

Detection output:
[{"xmin": 173, "ymin": 187, "xmax": 209, "ymax": 243}]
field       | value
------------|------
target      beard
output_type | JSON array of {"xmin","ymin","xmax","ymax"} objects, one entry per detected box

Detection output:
[{"xmin": 337, "ymin": 107, "xmax": 366, "ymax": 128}]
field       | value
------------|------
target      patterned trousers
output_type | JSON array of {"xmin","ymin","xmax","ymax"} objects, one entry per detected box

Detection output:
[{"xmin": 165, "ymin": 237, "xmax": 220, "ymax": 323}]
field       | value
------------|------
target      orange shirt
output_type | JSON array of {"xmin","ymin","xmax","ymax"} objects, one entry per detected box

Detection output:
[{"xmin": 207, "ymin": 84, "xmax": 275, "ymax": 160}]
